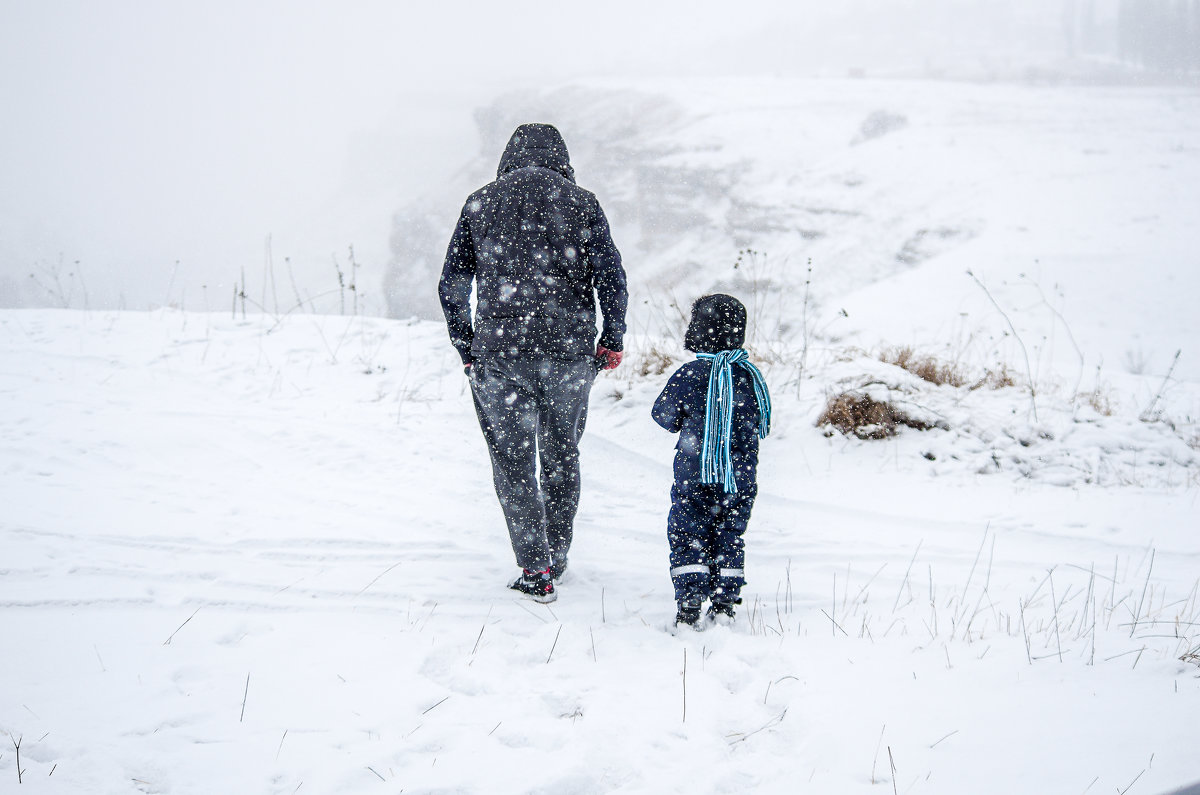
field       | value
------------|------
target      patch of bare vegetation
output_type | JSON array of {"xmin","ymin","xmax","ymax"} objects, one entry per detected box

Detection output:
[
  {"xmin": 1079, "ymin": 385, "xmax": 1115, "ymax": 416},
  {"xmin": 817, "ymin": 392, "xmax": 941, "ymax": 439},
  {"xmin": 972, "ymin": 364, "xmax": 1017, "ymax": 390},
  {"xmin": 633, "ymin": 343, "xmax": 676, "ymax": 378},
  {"xmin": 879, "ymin": 346, "xmax": 1016, "ymax": 391},
  {"xmin": 879, "ymin": 346, "xmax": 968, "ymax": 387}
]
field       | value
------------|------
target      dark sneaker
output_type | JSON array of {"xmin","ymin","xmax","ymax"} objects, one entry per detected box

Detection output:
[
  {"xmin": 707, "ymin": 598, "xmax": 740, "ymax": 623},
  {"xmin": 509, "ymin": 569, "xmax": 557, "ymax": 603},
  {"xmin": 675, "ymin": 600, "xmax": 703, "ymax": 629},
  {"xmin": 549, "ymin": 558, "xmax": 568, "ymax": 583}
]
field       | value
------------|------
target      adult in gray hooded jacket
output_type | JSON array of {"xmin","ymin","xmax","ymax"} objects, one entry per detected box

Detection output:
[{"xmin": 438, "ymin": 123, "xmax": 628, "ymax": 601}]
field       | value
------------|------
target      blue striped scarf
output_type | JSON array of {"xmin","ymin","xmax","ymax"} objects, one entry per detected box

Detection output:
[{"xmin": 695, "ymin": 349, "xmax": 771, "ymax": 494}]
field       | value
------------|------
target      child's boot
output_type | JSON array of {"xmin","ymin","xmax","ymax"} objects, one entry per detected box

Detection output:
[
  {"xmin": 675, "ymin": 599, "xmax": 703, "ymax": 629},
  {"xmin": 707, "ymin": 596, "xmax": 741, "ymax": 624}
]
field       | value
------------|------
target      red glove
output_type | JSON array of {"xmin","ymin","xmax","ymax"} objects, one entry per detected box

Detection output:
[{"xmin": 596, "ymin": 345, "xmax": 623, "ymax": 370}]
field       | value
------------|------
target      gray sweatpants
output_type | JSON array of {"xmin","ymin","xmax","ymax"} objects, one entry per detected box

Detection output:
[{"xmin": 469, "ymin": 355, "xmax": 597, "ymax": 572}]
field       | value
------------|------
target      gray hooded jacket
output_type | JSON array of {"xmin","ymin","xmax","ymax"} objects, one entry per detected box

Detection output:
[{"xmin": 438, "ymin": 123, "xmax": 628, "ymax": 364}]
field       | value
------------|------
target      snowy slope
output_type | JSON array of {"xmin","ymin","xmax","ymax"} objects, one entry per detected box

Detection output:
[
  {"xmin": 2, "ymin": 308, "xmax": 1198, "ymax": 794},
  {"xmin": 388, "ymin": 76, "xmax": 1200, "ymax": 487},
  {"xmin": 388, "ymin": 78, "xmax": 1200, "ymax": 389}
]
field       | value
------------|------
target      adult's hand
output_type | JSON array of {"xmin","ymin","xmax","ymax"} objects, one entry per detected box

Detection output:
[{"xmin": 596, "ymin": 345, "xmax": 623, "ymax": 370}]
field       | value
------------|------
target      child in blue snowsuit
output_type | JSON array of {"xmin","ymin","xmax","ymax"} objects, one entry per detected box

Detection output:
[{"xmin": 651, "ymin": 294, "xmax": 771, "ymax": 627}]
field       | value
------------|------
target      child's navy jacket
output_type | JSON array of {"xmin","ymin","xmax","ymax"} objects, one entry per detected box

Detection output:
[{"xmin": 651, "ymin": 359, "xmax": 764, "ymax": 493}]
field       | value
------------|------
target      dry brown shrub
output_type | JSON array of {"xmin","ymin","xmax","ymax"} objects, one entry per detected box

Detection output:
[
  {"xmin": 832, "ymin": 346, "xmax": 869, "ymax": 363},
  {"xmin": 971, "ymin": 364, "xmax": 1017, "ymax": 391},
  {"xmin": 1079, "ymin": 386, "xmax": 1115, "ymax": 416},
  {"xmin": 878, "ymin": 346, "xmax": 1018, "ymax": 391},
  {"xmin": 816, "ymin": 392, "xmax": 939, "ymax": 439},
  {"xmin": 879, "ymin": 346, "xmax": 968, "ymax": 387},
  {"xmin": 633, "ymin": 344, "xmax": 675, "ymax": 377}
]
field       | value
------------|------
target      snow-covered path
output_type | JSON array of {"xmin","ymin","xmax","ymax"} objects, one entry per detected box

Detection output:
[{"xmin": 2, "ymin": 310, "xmax": 1198, "ymax": 794}]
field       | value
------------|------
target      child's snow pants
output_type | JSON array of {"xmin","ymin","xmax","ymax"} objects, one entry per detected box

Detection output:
[{"xmin": 667, "ymin": 482, "xmax": 756, "ymax": 604}]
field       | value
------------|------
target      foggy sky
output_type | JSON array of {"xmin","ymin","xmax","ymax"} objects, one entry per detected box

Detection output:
[{"xmin": 0, "ymin": 0, "xmax": 1100, "ymax": 310}]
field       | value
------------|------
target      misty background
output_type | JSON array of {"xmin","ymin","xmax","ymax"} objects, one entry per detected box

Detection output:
[{"xmin": 1, "ymin": 0, "xmax": 1195, "ymax": 314}]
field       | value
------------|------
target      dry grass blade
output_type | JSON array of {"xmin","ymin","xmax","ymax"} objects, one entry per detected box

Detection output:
[
  {"xmin": 929, "ymin": 730, "xmax": 958, "ymax": 748},
  {"xmin": 821, "ymin": 609, "xmax": 849, "ymax": 636},
  {"xmin": 163, "ymin": 607, "xmax": 201, "ymax": 645},
  {"xmin": 11, "ymin": 734, "xmax": 22, "ymax": 785},
  {"xmin": 546, "ymin": 625, "xmax": 563, "ymax": 664},
  {"xmin": 726, "ymin": 708, "xmax": 788, "ymax": 745},
  {"xmin": 871, "ymin": 724, "xmax": 886, "ymax": 784},
  {"xmin": 355, "ymin": 561, "xmax": 402, "ymax": 597},
  {"xmin": 240, "ymin": 673, "xmax": 251, "ymax": 722},
  {"xmin": 422, "ymin": 696, "xmax": 450, "ymax": 715},
  {"xmin": 276, "ymin": 730, "xmax": 289, "ymax": 762},
  {"xmin": 682, "ymin": 648, "xmax": 688, "ymax": 723}
]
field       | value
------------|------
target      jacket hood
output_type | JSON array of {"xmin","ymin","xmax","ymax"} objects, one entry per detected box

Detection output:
[
  {"xmin": 497, "ymin": 123, "xmax": 575, "ymax": 183},
  {"xmin": 685, "ymin": 293, "xmax": 747, "ymax": 353}
]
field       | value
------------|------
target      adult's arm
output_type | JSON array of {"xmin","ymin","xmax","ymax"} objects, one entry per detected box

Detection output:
[
  {"xmin": 589, "ymin": 203, "xmax": 628, "ymax": 352},
  {"xmin": 438, "ymin": 206, "xmax": 477, "ymax": 365}
]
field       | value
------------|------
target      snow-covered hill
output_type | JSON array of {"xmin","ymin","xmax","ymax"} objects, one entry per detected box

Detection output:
[
  {"xmin": 2, "ymin": 308, "xmax": 1198, "ymax": 794},
  {"xmin": 388, "ymin": 77, "xmax": 1200, "ymax": 389}
]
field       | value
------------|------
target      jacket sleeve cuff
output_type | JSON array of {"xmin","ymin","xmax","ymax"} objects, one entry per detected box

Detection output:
[{"xmin": 598, "ymin": 334, "xmax": 623, "ymax": 352}]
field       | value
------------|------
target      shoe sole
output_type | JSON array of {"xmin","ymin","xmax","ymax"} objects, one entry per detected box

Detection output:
[
  {"xmin": 509, "ymin": 575, "xmax": 557, "ymax": 603},
  {"xmin": 509, "ymin": 584, "xmax": 557, "ymax": 603}
]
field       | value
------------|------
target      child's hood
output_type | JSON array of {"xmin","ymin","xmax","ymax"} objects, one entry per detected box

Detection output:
[{"xmin": 685, "ymin": 294, "xmax": 747, "ymax": 353}]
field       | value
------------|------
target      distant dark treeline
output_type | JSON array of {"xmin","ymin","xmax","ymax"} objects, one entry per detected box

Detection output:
[{"xmin": 1118, "ymin": 0, "xmax": 1200, "ymax": 72}]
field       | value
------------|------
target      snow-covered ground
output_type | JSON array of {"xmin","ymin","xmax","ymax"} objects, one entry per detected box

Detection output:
[
  {"xmin": 1, "ymin": 308, "xmax": 1197, "ymax": 794},
  {"xmin": 4, "ymin": 75, "xmax": 1199, "ymax": 794}
]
